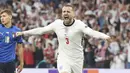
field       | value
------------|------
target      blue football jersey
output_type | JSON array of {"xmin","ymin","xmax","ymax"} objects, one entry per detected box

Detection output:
[{"xmin": 0, "ymin": 24, "xmax": 23, "ymax": 62}]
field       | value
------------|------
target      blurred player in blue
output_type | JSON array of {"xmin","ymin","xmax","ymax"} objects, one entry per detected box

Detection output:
[{"xmin": 0, "ymin": 9, "xmax": 23, "ymax": 73}]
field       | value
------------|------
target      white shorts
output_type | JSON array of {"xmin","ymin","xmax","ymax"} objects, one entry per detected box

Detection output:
[{"xmin": 57, "ymin": 57, "xmax": 83, "ymax": 73}]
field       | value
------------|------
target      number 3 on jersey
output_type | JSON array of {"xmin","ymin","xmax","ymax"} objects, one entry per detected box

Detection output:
[{"xmin": 65, "ymin": 37, "xmax": 69, "ymax": 44}]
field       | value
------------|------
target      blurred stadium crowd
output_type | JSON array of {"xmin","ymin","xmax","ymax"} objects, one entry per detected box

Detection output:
[{"xmin": 0, "ymin": 0, "xmax": 130, "ymax": 69}]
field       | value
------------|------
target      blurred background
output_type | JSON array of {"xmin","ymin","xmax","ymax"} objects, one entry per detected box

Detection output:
[{"xmin": 0, "ymin": 0, "xmax": 130, "ymax": 69}]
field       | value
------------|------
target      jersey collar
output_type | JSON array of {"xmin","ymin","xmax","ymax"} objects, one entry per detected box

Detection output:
[
  {"xmin": 2, "ymin": 24, "xmax": 13, "ymax": 28},
  {"xmin": 63, "ymin": 19, "xmax": 75, "ymax": 27}
]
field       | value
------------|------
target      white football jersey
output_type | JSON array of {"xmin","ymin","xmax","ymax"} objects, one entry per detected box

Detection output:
[{"xmin": 23, "ymin": 19, "xmax": 110, "ymax": 61}]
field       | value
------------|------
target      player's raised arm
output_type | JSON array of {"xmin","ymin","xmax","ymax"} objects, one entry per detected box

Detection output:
[
  {"xmin": 80, "ymin": 21, "xmax": 110, "ymax": 40},
  {"xmin": 17, "ymin": 20, "xmax": 56, "ymax": 36},
  {"xmin": 24, "ymin": 22, "xmax": 55, "ymax": 35}
]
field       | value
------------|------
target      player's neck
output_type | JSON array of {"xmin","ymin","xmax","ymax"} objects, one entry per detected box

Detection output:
[{"xmin": 4, "ymin": 21, "xmax": 12, "ymax": 28}]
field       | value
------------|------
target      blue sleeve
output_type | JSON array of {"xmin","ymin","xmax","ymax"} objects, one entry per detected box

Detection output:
[
  {"xmin": 15, "ymin": 27, "xmax": 23, "ymax": 44},
  {"xmin": 16, "ymin": 36, "xmax": 23, "ymax": 44}
]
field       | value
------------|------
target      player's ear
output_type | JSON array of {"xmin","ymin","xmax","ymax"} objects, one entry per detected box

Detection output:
[{"xmin": 9, "ymin": 15, "xmax": 12, "ymax": 20}]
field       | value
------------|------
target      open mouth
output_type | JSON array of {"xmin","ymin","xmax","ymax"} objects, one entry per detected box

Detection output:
[
  {"xmin": 64, "ymin": 17, "xmax": 69, "ymax": 19},
  {"xmin": 64, "ymin": 15, "xmax": 69, "ymax": 19}
]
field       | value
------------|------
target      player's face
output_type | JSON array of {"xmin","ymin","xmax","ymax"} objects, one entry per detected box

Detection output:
[
  {"xmin": 62, "ymin": 6, "xmax": 74, "ymax": 24},
  {"xmin": 0, "ymin": 12, "xmax": 11, "ymax": 25}
]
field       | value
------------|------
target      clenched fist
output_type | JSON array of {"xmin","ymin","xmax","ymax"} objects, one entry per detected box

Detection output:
[{"xmin": 16, "ymin": 32, "xmax": 23, "ymax": 37}]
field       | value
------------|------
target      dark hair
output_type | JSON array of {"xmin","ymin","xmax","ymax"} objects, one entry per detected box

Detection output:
[{"xmin": 0, "ymin": 9, "xmax": 12, "ymax": 16}]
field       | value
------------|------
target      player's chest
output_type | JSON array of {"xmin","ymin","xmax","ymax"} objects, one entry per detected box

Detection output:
[
  {"xmin": 55, "ymin": 26, "xmax": 80, "ymax": 38},
  {"xmin": 0, "ymin": 30, "xmax": 17, "ymax": 43}
]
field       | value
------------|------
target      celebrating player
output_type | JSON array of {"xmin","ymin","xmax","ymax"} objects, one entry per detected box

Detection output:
[{"xmin": 16, "ymin": 4, "xmax": 111, "ymax": 73}]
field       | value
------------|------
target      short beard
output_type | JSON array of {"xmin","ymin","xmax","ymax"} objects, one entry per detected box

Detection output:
[{"xmin": 63, "ymin": 18, "xmax": 73, "ymax": 25}]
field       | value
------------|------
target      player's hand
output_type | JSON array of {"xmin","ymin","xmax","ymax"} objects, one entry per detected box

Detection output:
[
  {"xmin": 106, "ymin": 37, "xmax": 112, "ymax": 45},
  {"xmin": 16, "ymin": 32, "xmax": 23, "ymax": 37},
  {"xmin": 17, "ymin": 63, "xmax": 24, "ymax": 73}
]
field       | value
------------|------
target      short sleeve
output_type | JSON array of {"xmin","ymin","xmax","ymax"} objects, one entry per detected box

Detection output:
[{"xmin": 15, "ymin": 29, "xmax": 23, "ymax": 44}]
